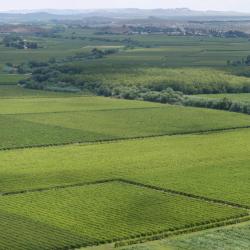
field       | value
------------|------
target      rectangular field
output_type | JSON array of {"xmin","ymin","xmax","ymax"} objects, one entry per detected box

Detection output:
[
  {"xmin": 120, "ymin": 221, "xmax": 250, "ymax": 250},
  {"xmin": 0, "ymin": 129, "xmax": 249, "ymax": 207},
  {"xmin": 1, "ymin": 103, "xmax": 250, "ymax": 149},
  {"xmin": 0, "ymin": 181, "xmax": 246, "ymax": 250},
  {"xmin": 0, "ymin": 96, "xmax": 160, "ymax": 114},
  {"xmin": 0, "ymin": 85, "xmax": 88, "ymax": 98}
]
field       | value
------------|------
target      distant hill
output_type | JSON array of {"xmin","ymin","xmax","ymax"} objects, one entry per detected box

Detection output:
[{"xmin": 1, "ymin": 8, "xmax": 250, "ymax": 23}]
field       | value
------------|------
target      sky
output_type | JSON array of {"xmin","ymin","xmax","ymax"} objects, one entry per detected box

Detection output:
[{"xmin": 1, "ymin": 0, "xmax": 250, "ymax": 13}]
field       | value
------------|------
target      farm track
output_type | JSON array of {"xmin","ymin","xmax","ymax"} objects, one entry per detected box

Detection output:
[
  {"xmin": 2, "ymin": 178, "xmax": 248, "ymax": 249},
  {"xmin": 0, "ymin": 125, "xmax": 250, "ymax": 152}
]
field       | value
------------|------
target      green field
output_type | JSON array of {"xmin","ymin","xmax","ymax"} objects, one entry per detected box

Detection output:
[
  {"xmin": 118, "ymin": 222, "xmax": 250, "ymax": 250},
  {"xmin": 0, "ymin": 74, "xmax": 26, "ymax": 85},
  {"xmin": 0, "ymin": 96, "xmax": 160, "ymax": 114},
  {"xmin": 1, "ymin": 96, "xmax": 250, "ymax": 149},
  {"xmin": 1, "ymin": 35, "xmax": 250, "ymax": 67},
  {"xmin": 0, "ymin": 85, "xmax": 90, "ymax": 98},
  {"xmin": 1, "ymin": 129, "xmax": 250, "ymax": 207},
  {"xmin": 0, "ymin": 181, "xmax": 246, "ymax": 250},
  {"xmin": 1, "ymin": 26, "xmax": 250, "ymax": 249}
]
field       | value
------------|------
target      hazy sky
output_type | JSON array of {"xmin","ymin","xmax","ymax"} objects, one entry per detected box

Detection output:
[{"xmin": 1, "ymin": 0, "xmax": 250, "ymax": 12}]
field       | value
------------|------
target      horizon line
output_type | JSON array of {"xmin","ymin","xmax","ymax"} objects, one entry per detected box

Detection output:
[{"xmin": 1, "ymin": 7, "xmax": 250, "ymax": 14}]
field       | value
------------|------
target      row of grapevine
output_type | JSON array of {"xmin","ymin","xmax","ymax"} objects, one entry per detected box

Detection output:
[{"xmin": 0, "ymin": 181, "xmax": 247, "ymax": 249}]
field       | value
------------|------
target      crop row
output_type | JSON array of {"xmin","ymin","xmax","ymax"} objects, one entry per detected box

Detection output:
[
  {"xmin": 0, "ymin": 181, "xmax": 246, "ymax": 249},
  {"xmin": 2, "ymin": 178, "xmax": 249, "ymax": 211},
  {"xmin": 115, "ymin": 215, "xmax": 250, "ymax": 248},
  {"xmin": 1, "ymin": 101, "xmax": 250, "ymax": 151},
  {"xmin": 1, "ymin": 124, "xmax": 250, "ymax": 152},
  {"xmin": 0, "ymin": 128, "xmax": 249, "ymax": 206},
  {"xmin": 118, "ymin": 179, "xmax": 250, "ymax": 210}
]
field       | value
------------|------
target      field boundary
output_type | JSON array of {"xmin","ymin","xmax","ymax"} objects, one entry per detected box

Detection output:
[
  {"xmin": 1, "ymin": 178, "xmax": 249, "ymax": 250},
  {"xmin": 117, "ymin": 179, "xmax": 250, "ymax": 210},
  {"xmin": 0, "ymin": 106, "xmax": 161, "ymax": 116},
  {"xmin": 114, "ymin": 215, "xmax": 250, "ymax": 248},
  {"xmin": 2, "ymin": 178, "xmax": 249, "ymax": 210},
  {"xmin": 1, "ymin": 126, "xmax": 250, "ymax": 152}
]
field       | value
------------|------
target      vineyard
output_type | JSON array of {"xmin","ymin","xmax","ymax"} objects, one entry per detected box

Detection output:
[
  {"xmin": 1, "ymin": 96, "xmax": 250, "ymax": 150},
  {"xmin": 75, "ymin": 67, "xmax": 250, "ymax": 94},
  {"xmin": 0, "ymin": 19, "xmax": 250, "ymax": 249},
  {"xmin": 120, "ymin": 222, "xmax": 250, "ymax": 250},
  {"xmin": 0, "ymin": 181, "xmax": 248, "ymax": 249},
  {"xmin": 1, "ymin": 128, "xmax": 250, "ymax": 205}
]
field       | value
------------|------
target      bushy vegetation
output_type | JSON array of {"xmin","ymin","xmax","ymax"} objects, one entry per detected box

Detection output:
[
  {"xmin": 21, "ymin": 66, "xmax": 250, "ymax": 95},
  {"xmin": 197, "ymin": 93, "xmax": 250, "ymax": 104},
  {"xmin": 2, "ymin": 35, "xmax": 38, "ymax": 49},
  {"xmin": 184, "ymin": 96, "xmax": 250, "ymax": 114}
]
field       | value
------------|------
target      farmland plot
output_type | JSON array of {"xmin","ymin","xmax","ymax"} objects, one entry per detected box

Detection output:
[
  {"xmin": 0, "ymin": 181, "xmax": 247, "ymax": 250},
  {"xmin": 0, "ymin": 129, "xmax": 249, "ymax": 207},
  {"xmin": 119, "ymin": 222, "xmax": 250, "ymax": 250},
  {"xmin": 0, "ymin": 96, "xmax": 160, "ymax": 114},
  {"xmin": 1, "ymin": 103, "xmax": 250, "ymax": 149}
]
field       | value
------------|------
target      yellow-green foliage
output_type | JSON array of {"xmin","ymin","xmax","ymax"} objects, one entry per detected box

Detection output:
[
  {"xmin": 0, "ymin": 129, "xmax": 250, "ymax": 206},
  {"xmin": 1, "ymin": 96, "xmax": 250, "ymax": 149},
  {"xmin": 0, "ymin": 182, "xmax": 246, "ymax": 249},
  {"xmin": 118, "ymin": 222, "xmax": 250, "ymax": 250},
  {"xmin": 82, "ymin": 67, "xmax": 250, "ymax": 94}
]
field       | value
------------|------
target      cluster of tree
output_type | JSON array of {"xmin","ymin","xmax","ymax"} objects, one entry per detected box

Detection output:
[
  {"xmin": 21, "ymin": 62, "xmax": 250, "ymax": 115},
  {"xmin": 227, "ymin": 55, "xmax": 250, "ymax": 66},
  {"xmin": 184, "ymin": 96, "xmax": 250, "ymax": 115},
  {"xmin": 2, "ymin": 35, "xmax": 38, "ymax": 49},
  {"xmin": 129, "ymin": 26, "xmax": 183, "ymax": 35},
  {"xmin": 147, "ymin": 80, "xmax": 250, "ymax": 95},
  {"xmin": 224, "ymin": 30, "xmax": 250, "ymax": 38},
  {"xmin": 87, "ymin": 48, "xmax": 118, "ymax": 59}
]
